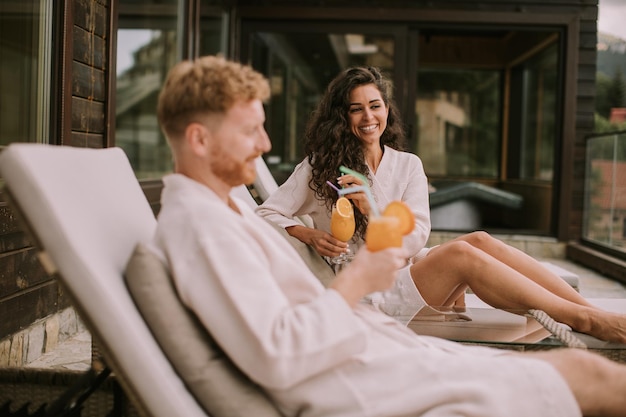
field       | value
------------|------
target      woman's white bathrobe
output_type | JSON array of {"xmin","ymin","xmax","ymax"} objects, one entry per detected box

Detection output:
[
  {"xmin": 152, "ymin": 174, "xmax": 580, "ymax": 417},
  {"xmin": 255, "ymin": 146, "xmax": 431, "ymax": 259},
  {"xmin": 256, "ymin": 147, "xmax": 432, "ymax": 322}
]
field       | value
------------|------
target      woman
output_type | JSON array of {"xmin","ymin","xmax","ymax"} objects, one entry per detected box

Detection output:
[{"xmin": 256, "ymin": 66, "xmax": 626, "ymax": 344}]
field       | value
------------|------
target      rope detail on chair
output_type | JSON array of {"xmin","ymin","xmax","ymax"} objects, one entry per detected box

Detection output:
[{"xmin": 527, "ymin": 309, "xmax": 588, "ymax": 349}]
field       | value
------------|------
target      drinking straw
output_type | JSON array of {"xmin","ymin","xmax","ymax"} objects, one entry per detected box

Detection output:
[
  {"xmin": 337, "ymin": 166, "xmax": 380, "ymax": 217},
  {"xmin": 339, "ymin": 166, "xmax": 369, "ymax": 185},
  {"xmin": 337, "ymin": 185, "xmax": 380, "ymax": 217},
  {"xmin": 326, "ymin": 180, "xmax": 341, "ymax": 193}
]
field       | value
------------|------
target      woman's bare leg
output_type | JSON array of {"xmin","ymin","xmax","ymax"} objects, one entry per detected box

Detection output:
[
  {"xmin": 452, "ymin": 231, "xmax": 595, "ymax": 307},
  {"xmin": 410, "ymin": 240, "xmax": 626, "ymax": 343}
]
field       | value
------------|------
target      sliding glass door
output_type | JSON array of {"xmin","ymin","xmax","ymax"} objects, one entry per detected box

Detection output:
[{"xmin": 240, "ymin": 22, "xmax": 407, "ymax": 184}]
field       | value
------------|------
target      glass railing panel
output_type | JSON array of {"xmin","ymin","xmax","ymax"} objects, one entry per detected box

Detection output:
[{"xmin": 583, "ymin": 131, "xmax": 626, "ymax": 254}]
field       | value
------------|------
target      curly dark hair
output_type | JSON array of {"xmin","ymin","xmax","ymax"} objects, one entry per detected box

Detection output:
[{"xmin": 304, "ymin": 66, "xmax": 407, "ymax": 239}]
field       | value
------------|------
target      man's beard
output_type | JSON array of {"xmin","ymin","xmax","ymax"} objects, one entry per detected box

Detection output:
[{"xmin": 210, "ymin": 151, "xmax": 257, "ymax": 187}]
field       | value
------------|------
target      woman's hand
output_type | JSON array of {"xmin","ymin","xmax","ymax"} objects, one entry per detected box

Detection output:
[
  {"xmin": 337, "ymin": 174, "xmax": 371, "ymax": 215},
  {"xmin": 286, "ymin": 225, "xmax": 348, "ymax": 257}
]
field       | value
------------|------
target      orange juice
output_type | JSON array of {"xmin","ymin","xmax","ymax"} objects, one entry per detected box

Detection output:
[
  {"xmin": 331, "ymin": 206, "xmax": 356, "ymax": 242},
  {"xmin": 365, "ymin": 216, "xmax": 402, "ymax": 251}
]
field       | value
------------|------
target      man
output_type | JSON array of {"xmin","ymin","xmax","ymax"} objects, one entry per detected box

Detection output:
[{"xmin": 153, "ymin": 55, "xmax": 626, "ymax": 417}]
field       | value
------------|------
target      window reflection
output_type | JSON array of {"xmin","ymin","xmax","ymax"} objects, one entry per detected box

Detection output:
[
  {"xmin": 116, "ymin": 27, "xmax": 177, "ymax": 178},
  {"xmin": 115, "ymin": 1, "xmax": 225, "ymax": 179},
  {"xmin": 416, "ymin": 69, "xmax": 501, "ymax": 178},
  {"xmin": 115, "ymin": 0, "xmax": 179, "ymax": 179},
  {"xmin": 0, "ymin": 0, "xmax": 52, "ymax": 145}
]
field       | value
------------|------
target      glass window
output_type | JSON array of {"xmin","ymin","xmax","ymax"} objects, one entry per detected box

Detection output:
[
  {"xmin": 199, "ymin": 8, "xmax": 227, "ymax": 57},
  {"xmin": 116, "ymin": 0, "xmax": 179, "ymax": 179},
  {"xmin": 115, "ymin": 1, "xmax": 225, "ymax": 179},
  {"xmin": 0, "ymin": 0, "xmax": 52, "ymax": 145},
  {"xmin": 517, "ymin": 43, "xmax": 559, "ymax": 181},
  {"xmin": 415, "ymin": 69, "xmax": 501, "ymax": 178},
  {"xmin": 246, "ymin": 30, "xmax": 396, "ymax": 184}
]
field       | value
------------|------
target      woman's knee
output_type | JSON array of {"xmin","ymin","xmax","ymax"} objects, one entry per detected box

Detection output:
[
  {"xmin": 463, "ymin": 231, "xmax": 492, "ymax": 245},
  {"xmin": 440, "ymin": 240, "xmax": 481, "ymax": 264}
]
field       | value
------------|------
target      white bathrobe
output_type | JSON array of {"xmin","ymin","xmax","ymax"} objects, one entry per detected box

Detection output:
[
  {"xmin": 152, "ymin": 173, "xmax": 580, "ymax": 417},
  {"xmin": 255, "ymin": 146, "xmax": 431, "ymax": 258}
]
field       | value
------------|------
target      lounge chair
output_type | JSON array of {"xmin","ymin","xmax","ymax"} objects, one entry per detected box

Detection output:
[
  {"xmin": 0, "ymin": 144, "xmax": 284, "ymax": 416},
  {"xmin": 250, "ymin": 156, "xmax": 314, "ymax": 228}
]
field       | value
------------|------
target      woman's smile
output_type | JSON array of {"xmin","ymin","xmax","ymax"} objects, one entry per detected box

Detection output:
[{"xmin": 348, "ymin": 84, "xmax": 389, "ymax": 145}]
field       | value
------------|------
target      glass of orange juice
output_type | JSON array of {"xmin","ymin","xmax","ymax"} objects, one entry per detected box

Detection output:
[
  {"xmin": 330, "ymin": 197, "xmax": 355, "ymax": 265},
  {"xmin": 365, "ymin": 201, "xmax": 414, "ymax": 252},
  {"xmin": 365, "ymin": 217, "xmax": 402, "ymax": 251}
]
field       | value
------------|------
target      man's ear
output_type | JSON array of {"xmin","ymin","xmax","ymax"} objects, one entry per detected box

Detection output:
[{"xmin": 184, "ymin": 122, "xmax": 210, "ymax": 156}]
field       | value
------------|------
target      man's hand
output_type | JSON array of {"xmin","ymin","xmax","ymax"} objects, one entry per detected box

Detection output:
[{"xmin": 330, "ymin": 246, "xmax": 408, "ymax": 307}]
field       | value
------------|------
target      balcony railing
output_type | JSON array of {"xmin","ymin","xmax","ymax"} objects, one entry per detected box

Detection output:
[{"xmin": 583, "ymin": 130, "xmax": 626, "ymax": 259}]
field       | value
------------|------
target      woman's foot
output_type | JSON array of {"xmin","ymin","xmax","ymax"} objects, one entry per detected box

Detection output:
[{"xmin": 579, "ymin": 310, "xmax": 626, "ymax": 344}]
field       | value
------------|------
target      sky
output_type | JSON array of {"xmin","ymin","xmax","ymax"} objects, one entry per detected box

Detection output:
[{"xmin": 598, "ymin": 0, "xmax": 626, "ymax": 41}]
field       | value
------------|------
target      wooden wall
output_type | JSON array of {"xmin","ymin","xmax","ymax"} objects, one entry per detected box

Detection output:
[
  {"xmin": 0, "ymin": 0, "xmax": 111, "ymax": 341},
  {"xmin": 570, "ymin": 9, "xmax": 599, "ymax": 241},
  {"xmin": 66, "ymin": 0, "xmax": 110, "ymax": 148}
]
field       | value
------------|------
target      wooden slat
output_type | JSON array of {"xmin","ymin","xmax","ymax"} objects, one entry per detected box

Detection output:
[
  {"xmin": 0, "ymin": 281, "xmax": 70, "ymax": 340},
  {"xmin": 67, "ymin": 131, "xmax": 106, "ymax": 148},
  {"xmin": 0, "ymin": 203, "xmax": 21, "ymax": 235},
  {"xmin": 73, "ymin": 25, "xmax": 106, "ymax": 69},
  {"xmin": 567, "ymin": 243, "xmax": 626, "ymax": 285},
  {"xmin": 0, "ymin": 249, "xmax": 50, "ymax": 298},
  {"xmin": 71, "ymin": 96, "xmax": 105, "ymax": 133},
  {"xmin": 578, "ymin": 64, "xmax": 597, "ymax": 81},
  {"xmin": 73, "ymin": 0, "xmax": 108, "ymax": 38},
  {"xmin": 0, "ymin": 232, "xmax": 33, "ymax": 257},
  {"xmin": 72, "ymin": 61, "xmax": 105, "ymax": 101}
]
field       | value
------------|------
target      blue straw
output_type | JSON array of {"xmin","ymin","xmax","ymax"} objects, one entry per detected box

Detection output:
[{"xmin": 337, "ymin": 185, "xmax": 380, "ymax": 217}]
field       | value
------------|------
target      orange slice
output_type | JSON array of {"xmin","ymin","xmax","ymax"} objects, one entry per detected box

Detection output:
[
  {"xmin": 382, "ymin": 200, "xmax": 415, "ymax": 235},
  {"xmin": 335, "ymin": 197, "xmax": 353, "ymax": 217}
]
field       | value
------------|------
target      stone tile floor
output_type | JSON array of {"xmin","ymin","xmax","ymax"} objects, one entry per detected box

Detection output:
[
  {"xmin": 24, "ymin": 325, "xmax": 92, "ymax": 372},
  {"xmin": 21, "ymin": 257, "xmax": 626, "ymax": 373}
]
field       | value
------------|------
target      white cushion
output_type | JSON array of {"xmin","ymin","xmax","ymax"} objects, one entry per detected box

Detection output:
[
  {"xmin": 252, "ymin": 156, "xmax": 279, "ymax": 201},
  {"xmin": 125, "ymin": 243, "xmax": 281, "ymax": 416}
]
